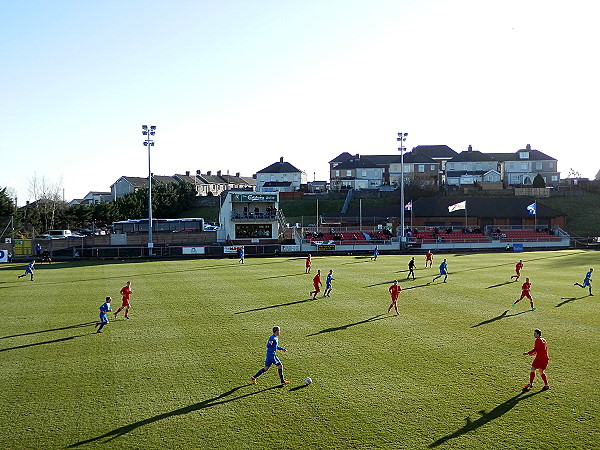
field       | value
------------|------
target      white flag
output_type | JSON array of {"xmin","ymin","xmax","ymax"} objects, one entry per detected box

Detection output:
[{"xmin": 448, "ymin": 200, "xmax": 466, "ymax": 212}]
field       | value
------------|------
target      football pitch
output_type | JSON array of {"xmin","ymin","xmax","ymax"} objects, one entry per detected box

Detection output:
[{"xmin": 1, "ymin": 250, "xmax": 598, "ymax": 449}]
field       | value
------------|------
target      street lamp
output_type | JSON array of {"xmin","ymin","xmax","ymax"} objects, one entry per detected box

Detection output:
[
  {"xmin": 397, "ymin": 132, "xmax": 408, "ymax": 249},
  {"xmin": 142, "ymin": 125, "xmax": 156, "ymax": 256}
]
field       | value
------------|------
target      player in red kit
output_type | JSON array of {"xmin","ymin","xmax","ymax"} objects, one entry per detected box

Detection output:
[
  {"xmin": 114, "ymin": 281, "xmax": 133, "ymax": 319},
  {"xmin": 511, "ymin": 260, "xmax": 523, "ymax": 281},
  {"xmin": 523, "ymin": 329, "xmax": 550, "ymax": 390},
  {"xmin": 512, "ymin": 277, "xmax": 535, "ymax": 310},
  {"xmin": 425, "ymin": 251, "xmax": 433, "ymax": 268},
  {"xmin": 388, "ymin": 280, "xmax": 401, "ymax": 315},
  {"xmin": 309, "ymin": 269, "xmax": 321, "ymax": 299},
  {"xmin": 305, "ymin": 254, "xmax": 312, "ymax": 274}
]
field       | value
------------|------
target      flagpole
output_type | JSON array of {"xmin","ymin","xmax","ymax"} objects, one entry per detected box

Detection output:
[
  {"xmin": 465, "ymin": 201, "xmax": 468, "ymax": 228},
  {"xmin": 534, "ymin": 201, "xmax": 537, "ymax": 230},
  {"xmin": 410, "ymin": 199, "xmax": 413, "ymax": 230}
]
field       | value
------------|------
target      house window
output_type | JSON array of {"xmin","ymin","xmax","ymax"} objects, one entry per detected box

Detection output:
[
  {"xmin": 548, "ymin": 162, "xmax": 554, "ymax": 169},
  {"xmin": 535, "ymin": 162, "xmax": 542, "ymax": 170},
  {"xmin": 346, "ymin": 170, "xmax": 352, "ymax": 177},
  {"xmin": 551, "ymin": 175, "xmax": 558, "ymax": 181},
  {"xmin": 475, "ymin": 163, "xmax": 482, "ymax": 171},
  {"xmin": 361, "ymin": 170, "xmax": 367, "ymax": 177},
  {"xmin": 335, "ymin": 170, "xmax": 340, "ymax": 177},
  {"xmin": 521, "ymin": 162, "xmax": 528, "ymax": 170},
  {"xmin": 404, "ymin": 165, "xmax": 412, "ymax": 173},
  {"xmin": 283, "ymin": 174, "xmax": 288, "ymax": 181},
  {"xmin": 430, "ymin": 164, "xmax": 436, "ymax": 171},
  {"xmin": 519, "ymin": 151, "xmax": 529, "ymax": 159},
  {"xmin": 418, "ymin": 165, "xmax": 425, "ymax": 173}
]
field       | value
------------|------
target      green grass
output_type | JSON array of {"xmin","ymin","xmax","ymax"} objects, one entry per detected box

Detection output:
[
  {"xmin": 541, "ymin": 194, "xmax": 600, "ymax": 237},
  {"xmin": 1, "ymin": 251, "xmax": 599, "ymax": 449}
]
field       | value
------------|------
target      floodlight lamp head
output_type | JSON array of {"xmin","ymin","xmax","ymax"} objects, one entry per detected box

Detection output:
[
  {"xmin": 143, "ymin": 141, "xmax": 148, "ymax": 146},
  {"xmin": 142, "ymin": 125, "xmax": 148, "ymax": 130},
  {"xmin": 150, "ymin": 125, "xmax": 156, "ymax": 131},
  {"xmin": 143, "ymin": 131, "xmax": 148, "ymax": 135},
  {"xmin": 150, "ymin": 131, "xmax": 155, "ymax": 136}
]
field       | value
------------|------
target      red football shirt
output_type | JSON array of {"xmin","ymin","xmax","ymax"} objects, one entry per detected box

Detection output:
[
  {"xmin": 306, "ymin": 257, "xmax": 311, "ymax": 267},
  {"xmin": 389, "ymin": 284, "xmax": 402, "ymax": 298},
  {"xmin": 313, "ymin": 274, "xmax": 321, "ymax": 285},
  {"xmin": 426, "ymin": 252, "xmax": 433, "ymax": 260},
  {"xmin": 521, "ymin": 281, "xmax": 531, "ymax": 292},
  {"xmin": 516, "ymin": 262, "xmax": 523, "ymax": 272},
  {"xmin": 527, "ymin": 337, "xmax": 548, "ymax": 359},
  {"xmin": 120, "ymin": 285, "xmax": 132, "ymax": 300}
]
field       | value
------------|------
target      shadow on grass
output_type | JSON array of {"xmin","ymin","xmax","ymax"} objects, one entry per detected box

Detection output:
[
  {"xmin": 235, "ymin": 297, "xmax": 317, "ymax": 314},
  {"xmin": 258, "ymin": 273, "xmax": 306, "ymax": 280},
  {"xmin": 485, "ymin": 281, "xmax": 515, "ymax": 289},
  {"xmin": 68, "ymin": 384, "xmax": 279, "ymax": 447},
  {"xmin": 289, "ymin": 384, "xmax": 310, "ymax": 392},
  {"xmin": 0, "ymin": 334, "xmax": 88, "ymax": 352},
  {"xmin": 470, "ymin": 310, "xmax": 531, "ymax": 328},
  {"xmin": 555, "ymin": 295, "xmax": 589, "ymax": 307},
  {"xmin": 0, "ymin": 322, "xmax": 96, "ymax": 340},
  {"xmin": 428, "ymin": 388, "xmax": 544, "ymax": 448},
  {"xmin": 307, "ymin": 314, "xmax": 389, "ymax": 336}
]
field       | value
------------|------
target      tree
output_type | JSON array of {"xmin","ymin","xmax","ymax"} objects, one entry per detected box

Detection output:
[
  {"xmin": 28, "ymin": 173, "xmax": 66, "ymax": 230},
  {"xmin": 0, "ymin": 187, "xmax": 16, "ymax": 216},
  {"xmin": 532, "ymin": 173, "xmax": 546, "ymax": 188}
]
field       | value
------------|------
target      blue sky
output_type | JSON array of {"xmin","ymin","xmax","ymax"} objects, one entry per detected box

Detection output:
[{"xmin": 2, "ymin": 0, "xmax": 599, "ymax": 204}]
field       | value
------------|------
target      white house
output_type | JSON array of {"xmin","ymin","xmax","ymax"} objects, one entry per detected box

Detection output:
[{"xmin": 255, "ymin": 157, "xmax": 307, "ymax": 192}]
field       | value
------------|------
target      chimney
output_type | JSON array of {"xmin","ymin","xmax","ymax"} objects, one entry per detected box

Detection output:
[
  {"xmin": 207, "ymin": 170, "xmax": 212, "ymax": 176},
  {"xmin": 217, "ymin": 170, "xmax": 222, "ymax": 176},
  {"xmin": 185, "ymin": 171, "xmax": 190, "ymax": 176},
  {"xmin": 468, "ymin": 145, "xmax": 473, "ymax": 152},
  {"xmin": 526, "ymin": 144, "xmax": 531, "ymax": 150},
  {"xmin": 196, "ymin": 170, "xmax": 201, "ymax": 175},
  {"xmin": 236, "ymin": 172, "xmax": 240, "ymax": 177},
  {"xmin": 280, "ymin": 157, "xmax": 284, "ymax": 163},
  {"xmin": 355, "ymin": 154, "xmax": 360, "ymax": 159}
]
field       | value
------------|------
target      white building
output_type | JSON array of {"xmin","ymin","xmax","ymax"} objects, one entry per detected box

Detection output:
[
  {"xmin": 255, "ymin": 157, "xmax": 307, "ymax": 192},
  {"xmin": 217, "ymin": 191, "xmax": 280, "ymax": 243}
]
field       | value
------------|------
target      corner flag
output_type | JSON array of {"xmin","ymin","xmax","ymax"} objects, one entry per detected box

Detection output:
[
  {"xmin": 527, "ymin": 202, "xmax": 537, "ymax": 215},
  {"xmin": 448, "ymin": 200, "xmax": 466, "ymax": 213}
]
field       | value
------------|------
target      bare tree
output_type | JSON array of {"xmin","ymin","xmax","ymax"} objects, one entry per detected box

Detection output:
[{"xmin": 28, "ymin": 173, "xmax": 65, "ymax": 231}]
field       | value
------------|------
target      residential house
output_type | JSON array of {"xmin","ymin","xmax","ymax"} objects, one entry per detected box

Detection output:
[
  {"xmin": 445, "ymin": 146, "xmax": 501, "ymax": 187},
  {"xmin": 488, "ymin": 144, "xmax": 560, "ymax": 187},
  {"xmin": 388, "ymin": 152, "xmax": 439, "ymax": 186},
  {"xmin": 255, "ymin": 157, "xmax": 307, "ymax": 192},
  {"xmin": 111, "ymin": 176, "xmax": 153, "ymax": 200},
  {"xmin": 329, "ymin": 154, "xmax": 384, "ymax": 190}
]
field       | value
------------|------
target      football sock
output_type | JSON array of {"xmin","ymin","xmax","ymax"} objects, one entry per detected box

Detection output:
[
  {"xmin": 97, "ymin": 323, "xmax": 106, "ymax": 332},
  {"xmin": 530, "ymin": 301, "xmax": 535, "ymax": 309},
  {"xmin": 253, "ymin": 368, "xmax": 265, "ymax": 379},
  {"xmin": 529, "ymin": 370, "xmax": 536, "ymax": 384},
  {"xmin": 540, "ymin": 373, "xmax": 548, "ymax": 385},
  {"xmin": 278, "ymin": 368, "xmax": 285, "ymax": 383}
]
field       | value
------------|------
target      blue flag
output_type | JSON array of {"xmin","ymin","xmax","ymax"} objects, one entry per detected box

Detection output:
[
  {"xmin": 404, "ymin": 201, "xmax": 412, "ymax": 211},
  {"xmin": 527, "ymin": 202, "xmax": 536, "ymax": 215}
]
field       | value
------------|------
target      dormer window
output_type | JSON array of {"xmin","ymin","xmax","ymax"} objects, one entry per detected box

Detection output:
[{"xmin": 519, "ymin": 151, "xmax": 529, "ymax": 159}]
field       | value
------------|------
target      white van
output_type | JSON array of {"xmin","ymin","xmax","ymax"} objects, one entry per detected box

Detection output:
[{"xmin": 47, "ymin": 230, "xmax": 72, "ymax": 239}]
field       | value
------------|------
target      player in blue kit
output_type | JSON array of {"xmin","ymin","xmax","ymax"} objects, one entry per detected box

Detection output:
[
  {"xmin": 371, "ymin": 246, "xmax": 379, "ymax": 261},
  {"xmin": 251, "ymin": 326, "xmax": 289, "ymax": 386},
  {"xmin": 574, "ymin": 268, "xmax": 593, "ymax": 295},
  {"xmin": 18, "ymin": 260, "xmax": 35, "ymax": 281},
  {"xmin": 95, "ymin": 297, "xmax": 112, "ymax": 333},
  {"xmin": 324, "ymin": 270, "xmax": 334, "ymax": 297},
  {"xmin": 432, "ymin": 258, "xmax": 448, "ymax": 283},
  {"xmin": 238, "ymin": 246, "xmax": 245, "ymax": 264}
]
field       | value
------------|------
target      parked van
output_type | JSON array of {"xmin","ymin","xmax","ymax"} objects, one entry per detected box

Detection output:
[{"xmin": 47, "ymin": 230, "xmax": 72, "ymax": 239}]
